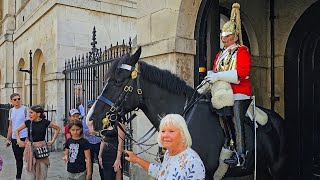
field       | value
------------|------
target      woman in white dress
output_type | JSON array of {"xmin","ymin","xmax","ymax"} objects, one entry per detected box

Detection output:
[{"xmin": 125, "ymin": 114, "xmax": 205, "ymax": 180}]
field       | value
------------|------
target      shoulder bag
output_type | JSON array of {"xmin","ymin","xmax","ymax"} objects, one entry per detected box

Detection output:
[{"xmin": 30, "ymin": 121, "xmax": 50, "ymax": 159}]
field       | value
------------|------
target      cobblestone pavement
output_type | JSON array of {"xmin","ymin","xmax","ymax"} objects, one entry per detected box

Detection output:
[{"xmin": 0, "ymin": 136, "xmax": 101, "ymax": 180}]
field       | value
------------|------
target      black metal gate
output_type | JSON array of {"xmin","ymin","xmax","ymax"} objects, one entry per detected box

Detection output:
[
  {"xmin": 63, "ymin": 27, "xmax": 133, "ymax": 176},
  {"xmin": 0, "ymin": 104, "xmax": 12, "ymax": 137}
]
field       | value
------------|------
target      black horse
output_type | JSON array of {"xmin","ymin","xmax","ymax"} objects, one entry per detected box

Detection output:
[{"xmin": 86, "ymin": 47, "xmax": 287, "ymax": 179}]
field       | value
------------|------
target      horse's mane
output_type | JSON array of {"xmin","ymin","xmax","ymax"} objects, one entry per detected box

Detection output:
[
  {"xmin": 139, "ymin": 62, "xmax": 195, "ymax": 97},
  {"xmin": 106, "ymin": 56, "xmax": 195, "ymax": 97}
]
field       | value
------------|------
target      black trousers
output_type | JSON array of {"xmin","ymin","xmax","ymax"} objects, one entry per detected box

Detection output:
[
  {"xmin": 103, "ymin": 166, "xmax": 116, "ymax": 180},
  {"xmin": 11, "ymin": 138, "xmax": 26, "ymax": 179},
  {"xmin": 89, "ymin": 142, "xmax": 104, "ymax": 179}
]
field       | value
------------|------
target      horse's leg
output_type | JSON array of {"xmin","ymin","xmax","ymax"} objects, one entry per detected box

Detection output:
[
  {"xmin": 205, "ymin": 170, "xmax": 214, "ymax": 180},
  {"xmin": 256, "ymin": 166, "xmax": 272, "ymax": 180}
]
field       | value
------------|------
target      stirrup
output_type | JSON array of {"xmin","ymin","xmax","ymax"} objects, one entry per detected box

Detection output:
[
  {"xmin": 224, "ymin": 150, "xmax": 248, "ymax": 168},
  {"xmin": 238, "ymin": 151, "xmax": 248, "ymax": 168}
]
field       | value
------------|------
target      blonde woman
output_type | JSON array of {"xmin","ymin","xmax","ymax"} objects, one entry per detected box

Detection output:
[{"xmin": 125, "ymin": 114, "xmax": 205, "ymax": 179}]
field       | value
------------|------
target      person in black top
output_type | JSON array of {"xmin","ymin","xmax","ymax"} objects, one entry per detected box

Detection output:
[
  {"xmin": 15, "ymin": 105, "xmax": 61, "ymax": 180},
  {"xmin": 63, "ymin": 120, "xmax": 91, "ymax": 180},
  {"xmin": 98, "ymin": 123, "xmax": 125, "ymax": 180}
]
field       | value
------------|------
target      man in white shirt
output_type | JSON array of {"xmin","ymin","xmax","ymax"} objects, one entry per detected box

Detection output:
[{"xmin": 6, "ymin": 93, "xmax": 28, "ymax": 180}]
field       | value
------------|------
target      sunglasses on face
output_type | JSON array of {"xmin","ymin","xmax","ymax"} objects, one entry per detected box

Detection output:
[{"xmin": 12, "ymin": 98, "xmax": 21, "ymax": 101}]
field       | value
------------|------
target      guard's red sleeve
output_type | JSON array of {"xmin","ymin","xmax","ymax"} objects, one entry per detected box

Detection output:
[{"xmin": 236, "ymin": 46, "xmax": 251, "ymax": 79}]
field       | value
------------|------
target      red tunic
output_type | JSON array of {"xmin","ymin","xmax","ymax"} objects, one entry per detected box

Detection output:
[{"xmin": 212, "ymin": 46, "xmax": 252, "ymax": 96}]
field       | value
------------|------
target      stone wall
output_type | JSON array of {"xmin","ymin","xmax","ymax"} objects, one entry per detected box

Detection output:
[
  {"xmin": 0, "ymin": 0, "xmax": 319, "ymax": 177},
  {"xmin": 0, "ymin": 0, "xmax": 136, "ymax": 150}
]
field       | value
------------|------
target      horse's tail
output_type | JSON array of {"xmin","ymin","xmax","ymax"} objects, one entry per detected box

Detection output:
[{"xmin": 262, "ymin": 107, "xmax": 288, "ymax": 179}]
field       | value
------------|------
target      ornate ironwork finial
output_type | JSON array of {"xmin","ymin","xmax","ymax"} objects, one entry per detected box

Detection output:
[
  {"xmin": 91, "ymin": 26, "xmax": 97, "ymax": 52},
  {"xmin": 90, "ymin": 27, "xmax": 98, "ymax": 63}
]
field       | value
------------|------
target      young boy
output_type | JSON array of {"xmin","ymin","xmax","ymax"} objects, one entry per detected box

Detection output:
[{"xmin": 65, "ymin": 109, "xmax": 81, "ymax": 141}]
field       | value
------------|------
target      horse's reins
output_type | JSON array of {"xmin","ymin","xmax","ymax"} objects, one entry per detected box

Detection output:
[{"xmin": 182, "ymin": 81, "xmax": 208, "ymax": 118}]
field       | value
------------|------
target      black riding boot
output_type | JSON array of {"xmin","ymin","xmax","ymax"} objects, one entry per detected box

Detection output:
[{"xmin": 224, "ymin": 99, "xmax": 251, "ymax": 168}]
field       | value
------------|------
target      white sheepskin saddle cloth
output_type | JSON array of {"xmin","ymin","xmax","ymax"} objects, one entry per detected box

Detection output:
[
  {"xmin": 210, "ymin": 81, "xmax": 234, "ymax": 109},
  {"xmin": 245, "ymin": 101, "xmax": 268, "ymax": 126},
  {"xmin": 210, "ymin": 81, "xmax": 268, "ymax": 126}
]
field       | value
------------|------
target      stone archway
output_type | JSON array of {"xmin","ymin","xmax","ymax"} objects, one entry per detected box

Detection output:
[
  {"xmin": 38, "ymin": 64, "xmax": 45, "ymax": 106},
  {"xmin": 16, "ymin": 58, "xmax": 27, "ymax": 103},
  {"xmin": 190, "ymin": 0, "xmax": 259, "ymax": 85},
  {"xmin": 284, "ymin": 1, "xmax": 320, "ymax": 178},
  {"xmin": 33, "ymin": 49, "xmax": 45, "ymax": 105}
]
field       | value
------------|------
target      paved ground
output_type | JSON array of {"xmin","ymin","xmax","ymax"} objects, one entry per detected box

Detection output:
[{"xmin": 0, "ymin": 136, "xmax": 101, "ymax": 180}]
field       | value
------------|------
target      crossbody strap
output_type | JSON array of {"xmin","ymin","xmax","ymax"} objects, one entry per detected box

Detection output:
[{"xmin": 29, "ymin": 121, "xmax": 33, "ymax": 144}]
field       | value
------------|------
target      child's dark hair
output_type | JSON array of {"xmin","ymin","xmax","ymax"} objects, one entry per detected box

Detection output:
[
  {"xmin": 30, "ymin": 105, "xmax": 46, "ymax": 119},
  {"xmin": 68, "ymin": 120, "xmax": 83, "ymax": 136}
]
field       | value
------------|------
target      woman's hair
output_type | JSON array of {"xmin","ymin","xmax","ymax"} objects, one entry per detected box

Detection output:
[
  {"xmin": 68, "ymin": 120, "xmax": 83, "ymax": 136},
  {"xmin": 30, "ymin": 105, "xmax": 46, "ymax": 119},
  {"xmin": 157, "ymin": 114, "xmax": 192, "ymax": 147}
]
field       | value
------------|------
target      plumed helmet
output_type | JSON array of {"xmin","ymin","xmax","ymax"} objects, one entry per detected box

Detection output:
[{"xmin": 221, "ymin": 3, "xmax": 243, "ymax": 45}]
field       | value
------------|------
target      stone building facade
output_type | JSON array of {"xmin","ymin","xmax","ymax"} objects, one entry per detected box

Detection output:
[
  {"xmin": 0, "ymin": 0, "xmax": 136, "ymax": 149},
  {"xmin": 0, "ymin": 0, "xmax": 319, "ymax": 178}
]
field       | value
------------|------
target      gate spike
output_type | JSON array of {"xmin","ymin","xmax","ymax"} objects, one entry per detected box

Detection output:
[
  {"xmin": 104, "ymin": 46, "xmax": 107, "ymax": 61},
  {"xmin": 71, "ymin": 58, "xmax": 74, "ymax": 68},
  {"xmin": 116, "ymin": 42, "xmax": 119, "ymax": 57},
  {"xmin": 81, "ymin": 55, "xmax": 85, "ymax": 66},
  {"xmin": 129, "ymin": 37, "xmax": 132, "ymax": 53},
  {"xmin": 86, "ymin": 53, "xmax": 89, "ymax": 64},
  {"xmin": 110, "ymin": 44, "xmax": 113, "ymax": 59},
  {"xmin": 122, "ymin": 39, "xmax": 125, "ymax": 56},
  {"xmin": 78, "ymin": 55, "xmax": 81, "ymax": 67}
]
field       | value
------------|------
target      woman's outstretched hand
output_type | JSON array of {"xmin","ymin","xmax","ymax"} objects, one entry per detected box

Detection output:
[{"xmin": 124, "ymin": 150, "xmax": 139, "ymax": 164}]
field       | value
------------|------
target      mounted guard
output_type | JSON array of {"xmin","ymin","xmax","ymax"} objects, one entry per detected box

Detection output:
[{"xmin": 198, "ymin": 3, "xmax": 252, "ymax": 168}]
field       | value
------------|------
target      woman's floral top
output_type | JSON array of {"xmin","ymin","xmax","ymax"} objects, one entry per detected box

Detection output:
[{"xmin": 148, "ymin": 147, "xmax": 205, "ymax": 180}]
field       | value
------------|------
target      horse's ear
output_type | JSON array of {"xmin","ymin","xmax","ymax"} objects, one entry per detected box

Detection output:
[{"xmin": 131, "ymin": 46, "xmax": 141, "ymax": 64}]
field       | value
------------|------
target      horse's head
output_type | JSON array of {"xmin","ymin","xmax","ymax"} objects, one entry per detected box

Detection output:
[{"xmin": 86, "ymin": 47, "xmax": 142, "ymax": 132}]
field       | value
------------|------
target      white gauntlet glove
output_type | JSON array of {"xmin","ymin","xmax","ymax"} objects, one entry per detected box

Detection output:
[
  {"xmin": 204, "ymin": 70, "xmax": 239, "ymax": 84},
  {"xmin": 197, "ymin": 81, "xmax": 211, "ymax": 94}
]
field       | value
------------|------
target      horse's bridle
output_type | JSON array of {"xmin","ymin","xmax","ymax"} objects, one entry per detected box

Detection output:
[
  {"xmin": 97, "ymin": 62, "xmax": 143, "ymax": 126},
  {"xmin": 96, "ymin": 62, "xmax": 162, "ymax": 158}
]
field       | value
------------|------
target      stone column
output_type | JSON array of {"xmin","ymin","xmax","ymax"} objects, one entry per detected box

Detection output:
[{"xmin": 0, "ymin": 0, "xmax": 16, "ymax": 103}]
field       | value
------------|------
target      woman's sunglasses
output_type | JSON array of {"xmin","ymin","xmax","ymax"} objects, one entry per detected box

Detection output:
[{"xmin": 12, "ymin": 98, "xmax": 21, "ymax": 101}]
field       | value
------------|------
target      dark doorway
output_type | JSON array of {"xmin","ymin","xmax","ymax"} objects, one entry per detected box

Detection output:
[
  {"xmin": 284, "ymin": 1, "xmax": 320, "ymax": 179},
  {"xmin": 195, "ymin": 2, "xmax": 250, "ymax": 87}
]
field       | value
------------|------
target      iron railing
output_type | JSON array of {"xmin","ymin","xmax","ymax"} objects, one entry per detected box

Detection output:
[{"xmin": 63, "ymin": 27, "xmax": 133, "ymax": 176}]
